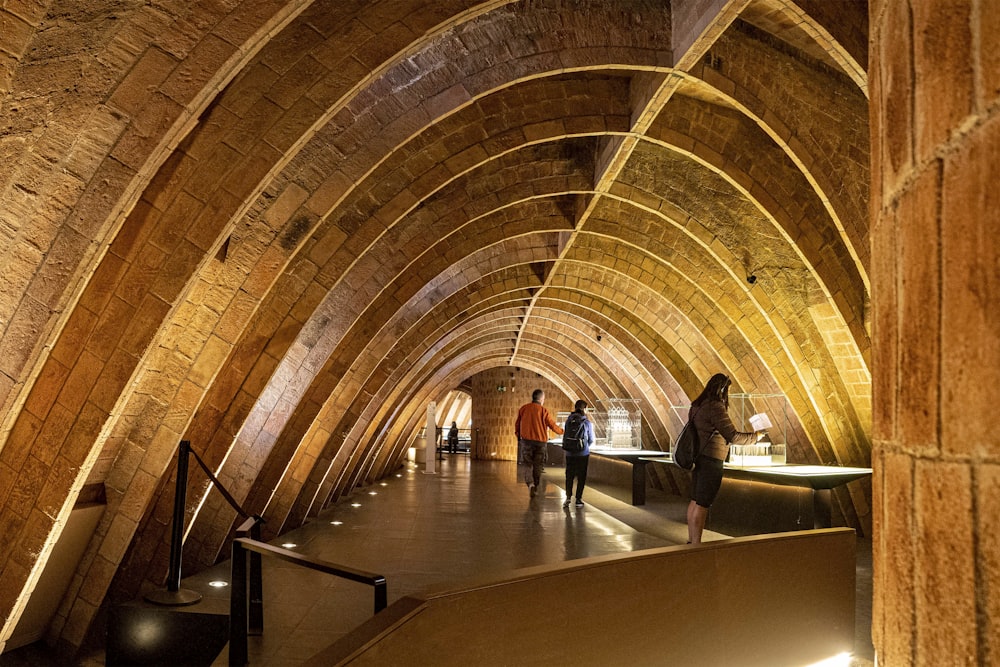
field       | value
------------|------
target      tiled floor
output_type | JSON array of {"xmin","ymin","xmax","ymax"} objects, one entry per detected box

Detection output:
[
  {"xmin": 207, "ymin": 456, "xmax": 681, "ymax": 665},
  {"xmin": 0, "ymin": 455, "xmax": 874, "ymax": 666}
]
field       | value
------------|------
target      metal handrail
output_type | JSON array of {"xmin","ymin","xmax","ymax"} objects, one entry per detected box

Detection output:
[{"xmin": 229, "ymin": 528, "xmax": 387, "ymax": 666}]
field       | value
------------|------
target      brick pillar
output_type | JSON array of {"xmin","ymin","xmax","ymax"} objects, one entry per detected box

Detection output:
[
  {"xmin": 469, "ymin": 368, "xmax": 572, "ymax": 461},
  {"xmin": 871, "ymin": 2, "xmax": 999, "ymax": 664}
]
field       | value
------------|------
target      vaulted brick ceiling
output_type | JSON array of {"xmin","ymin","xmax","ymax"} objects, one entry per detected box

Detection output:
[{"xmin": 0, "ymin": 0, "xmax": 870, "ymax": 652}]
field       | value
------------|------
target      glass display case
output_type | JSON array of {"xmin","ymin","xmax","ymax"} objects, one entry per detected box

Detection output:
[
  {"xmin": 557, "ymin": 398, "xmax": 643, "ymax": 450},
  {"xmin": 671, "ymin": 393, "xmax": 789, "ymax": 466},
  {"xmin": 593, "ymin": 398, "xmax": 642, "ymax": 449}
]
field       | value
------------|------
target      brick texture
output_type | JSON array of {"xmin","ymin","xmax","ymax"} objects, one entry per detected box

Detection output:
[{"xmin": 0, "ymin": 0, "xmax": 890, "ymax": 657}]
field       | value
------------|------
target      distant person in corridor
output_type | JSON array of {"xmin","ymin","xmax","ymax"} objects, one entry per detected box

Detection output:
[
  {"xmin": 515, "ymin": 388, "xmax": 564, "ymax": 497},
  {"xmin": 562, "ymin": 400, "xmax": 594, "ymax": 508},
  {"xmin": 447, "ymin": 421, "xmax": 460, "ymax": 454},
  {"xmin": 687, "ymin": 373, "xmax": 764, "ymax": 544}
]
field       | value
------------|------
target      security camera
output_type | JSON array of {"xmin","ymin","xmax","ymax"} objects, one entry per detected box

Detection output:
[{"xmin": 746, "ymin": 275, "xmax": 757, "ymax": 285}]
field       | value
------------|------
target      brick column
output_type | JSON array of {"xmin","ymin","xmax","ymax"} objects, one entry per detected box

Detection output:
[
  {"xmin": 469, "ymin": 368, "xmax": 572, "ymax": 461},
  {"xmin": 871, "ymin": 1, "xmax": 1000, "ymax": 664}
]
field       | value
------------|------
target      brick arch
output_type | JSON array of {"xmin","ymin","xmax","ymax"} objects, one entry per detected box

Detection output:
[
  {"xmin": 642, "ymin": 95, "xmax": 869, "ymax": 355},
  {"xmin": 743, "ymin": 0, "xmax": 868, "ymax": 95},
  {"xmin": 303, "ymin": 332, "xmax": 615, "ymax": 518},
  {"xmin": 265, "ymin": 256, "xmax": 710, "ymax": 528},
  {"xmin": 4, "ymin": 0, "xmax": 681, "ymax": 646},
  {"xmin": 570, "ymin": 217, "xmax": 863, "ymax": 468},
  {"xmin": 260, "ymin": 187, "xmax": 868, "ymax": 532},
  {"xmin": 0, "ymin": 0, "xmax": 882, "ymax": 655},
  {"xmin": 675, "ymin": 27, "xmax": 869, "ymax": 291},
  {"xmin": 277, "ymin": 269, "xmax": 727, "ymax": 523},
  {"xmin": 0, "ymin": 0, "xmax": 314, "ymax": 432}
]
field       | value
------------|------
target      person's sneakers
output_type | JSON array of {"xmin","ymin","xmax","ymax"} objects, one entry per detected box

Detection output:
[
  {"xmin": 575, "ymin": 499, "xmax": 584, "ymax": 507},
  {"xmin": 562, "ymin": 497, "xmax": 571, "ymax": 508},
  {"xmin": 529, "ymin": 484, "xmax": 537, "ymax": 498}
]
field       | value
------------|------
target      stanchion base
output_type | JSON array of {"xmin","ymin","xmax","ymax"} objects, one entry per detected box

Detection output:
[{"xmin": 144, "ymin": 588, "xmax": 203, "ymax": 606}]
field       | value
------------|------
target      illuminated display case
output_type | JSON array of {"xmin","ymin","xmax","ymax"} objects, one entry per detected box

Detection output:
[
  {"xmin": 671, "ymin": 393, "xmax": 790, "ymax": 466},
  {"xmin": 556, "ymin": 398, "xmax": 643, "ymax": 450},
  {"xmin": 593, "ymin": 398, "xmax": 642, "ymax": 449}
]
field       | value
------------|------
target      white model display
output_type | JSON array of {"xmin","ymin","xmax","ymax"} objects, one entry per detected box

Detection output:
[{"xmin": 589, "ymin": 398, "xmax": 643, "ymax": 449}]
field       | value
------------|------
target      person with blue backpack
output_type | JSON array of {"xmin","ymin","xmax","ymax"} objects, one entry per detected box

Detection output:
[{"xmin": 562, "ymin": 400, "xmax": 594, "ymax": 508}]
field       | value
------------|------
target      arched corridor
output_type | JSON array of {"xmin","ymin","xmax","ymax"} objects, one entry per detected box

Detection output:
[{"xmin": 0, "ymin": 1, "xmax": 996, "ymax": 664}]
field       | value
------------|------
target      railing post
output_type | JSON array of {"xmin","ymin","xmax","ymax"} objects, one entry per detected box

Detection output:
[
  {"xmin": 249, "ymin": 521, "xmax": 264, "ymax": 635},
  {"xmin": 144, "ymin": 440, "xmax": 202, "ymax": 606},
  {"xmin": 374, "ymin": 577, "xmax": 387, "ymax": 613},
  {"xmin": 230, "ymin": 538, "xmax": 249, "ymax": 667},
  {"xmin": 167, "ymin": 440, "xmax": 190, "ymax": 592}
]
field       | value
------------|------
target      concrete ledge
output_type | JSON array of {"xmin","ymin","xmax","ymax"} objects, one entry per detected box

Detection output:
[{"xmin": 307, "ymin": 528, "xmax": 856, "ymax": 666}]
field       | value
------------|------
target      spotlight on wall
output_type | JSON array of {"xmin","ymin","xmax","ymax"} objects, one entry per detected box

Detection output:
[
  {"xmin": 596, "ymin": 334, "xmax": 602, "ymax": 342},
  {"xmin": 746, "ymin": 274, "xmax": 757, "ymax": 285}
]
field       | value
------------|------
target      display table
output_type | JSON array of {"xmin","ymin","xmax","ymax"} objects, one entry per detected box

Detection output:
[
  {"xmin": 546, "ymin": 443, "xmax": 666, "ymax": 505},
  {"xmin": 641, "ymin": 457, "xmax": 871, "ymax": 529}
]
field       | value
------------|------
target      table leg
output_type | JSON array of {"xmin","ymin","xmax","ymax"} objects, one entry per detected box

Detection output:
[
  {"xmin": 632, "ymin": 461, "xmax": 647, "ymax": 505},
  {"xmin": 813, "ymin": 488, "xmax": 832, "ymax": 528}
]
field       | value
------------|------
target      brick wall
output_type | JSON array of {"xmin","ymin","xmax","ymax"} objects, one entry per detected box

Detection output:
[
  {"xmin": 470, "ymin": 368, "xmax": 572, "ymax": 461},
  {"xmin": 871, "ymin": 1, "xmax": 1000, "ymax": 663}
]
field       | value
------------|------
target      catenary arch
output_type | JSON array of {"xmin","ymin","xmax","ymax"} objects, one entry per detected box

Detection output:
[
  {"xmin": 258, "ymin": 288, "xmax": 648, "ymax": 528},
  {"xmin": 576, "ymin": 192, "xmax": 868, "ymax": 462},
  {"xmin": 274, "ymin": 316, "xmax": 626, "ymax": 529},
  {"xmin": 270, "ymin": 284, "xmax": 704, "ymax": 524},
  {"xmin": 146, "ymin": 41, "xmax": 868, "ymax": 580},
  {"xmin": 0, "ymin": 0, "xmax": 878, "ymax": 653},
  {"xmin": 670, "ymin": 43, "xmax": 869, "ymax": 288},
  {"xmin": 109, "ymin": 0, "xmax": 868, "ymax": 632},
  {"xmin": 290, "ymin": 268, "xmax": 756, "ymax": 500}
]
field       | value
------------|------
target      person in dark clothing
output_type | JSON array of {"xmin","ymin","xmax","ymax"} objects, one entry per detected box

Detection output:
[
  {"xmin": 686, "ymin": 373, "xmax": 764, "ymax": 544},
  {"xmin": 447, "ymin": 421, "xmax": 460, "ymax": 454},
  {"xmin": 562, "ymin": 400, "xmax": 594, "ymax": 508}
]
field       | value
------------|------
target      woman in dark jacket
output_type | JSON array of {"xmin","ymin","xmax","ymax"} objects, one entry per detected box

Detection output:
[{"xmin": 686, "ymin": 373, "xmax": 763, "ymax": 545}]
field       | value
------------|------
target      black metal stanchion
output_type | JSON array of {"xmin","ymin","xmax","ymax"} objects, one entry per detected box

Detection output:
[{"xmin": 145, "ymin": 440, "xmax": 203, "ymax": 606}]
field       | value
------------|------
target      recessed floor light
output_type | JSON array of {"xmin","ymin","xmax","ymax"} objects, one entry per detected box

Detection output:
[
  {"xmin": 330, "ymin": 521, "xmax": 343, "ymax": 526},
  {"xmin": 208, "ymin": 580, "xmax": 228, "ymax": 588},
  {"xmin": 351, "ymin": 503, "xmax": 361, "ymax": 508},
  {"xmin": 368, "ymin": 491, "xmax": 377, "ymax": 495},
  {"xmin": 281, "ymin": 543, "xmax": 297, "ymax": 549},
  {"xmin": 380, "ymin": 482, "xmax": 387, "ymax": 486}
]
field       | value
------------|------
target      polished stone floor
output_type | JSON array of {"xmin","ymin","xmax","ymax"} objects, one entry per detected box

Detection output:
[{"xmin": 0, "ymin": 455, "xmax": 874, "ymax": 666}]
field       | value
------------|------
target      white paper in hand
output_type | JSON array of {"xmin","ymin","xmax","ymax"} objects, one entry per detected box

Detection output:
[{"xmin": 749, "ymin": 412, "xmax": 772, "ymax": 431}]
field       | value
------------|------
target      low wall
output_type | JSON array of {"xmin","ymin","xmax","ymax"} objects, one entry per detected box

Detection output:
[{"xmin": 308, "ymin": 529, "xmax": 856, "ymax": 666}]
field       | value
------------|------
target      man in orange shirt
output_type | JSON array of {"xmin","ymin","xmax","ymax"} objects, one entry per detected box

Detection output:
[{"xmin": 515, "ymin": 388, "xmax": 564, "ymax": 497}]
